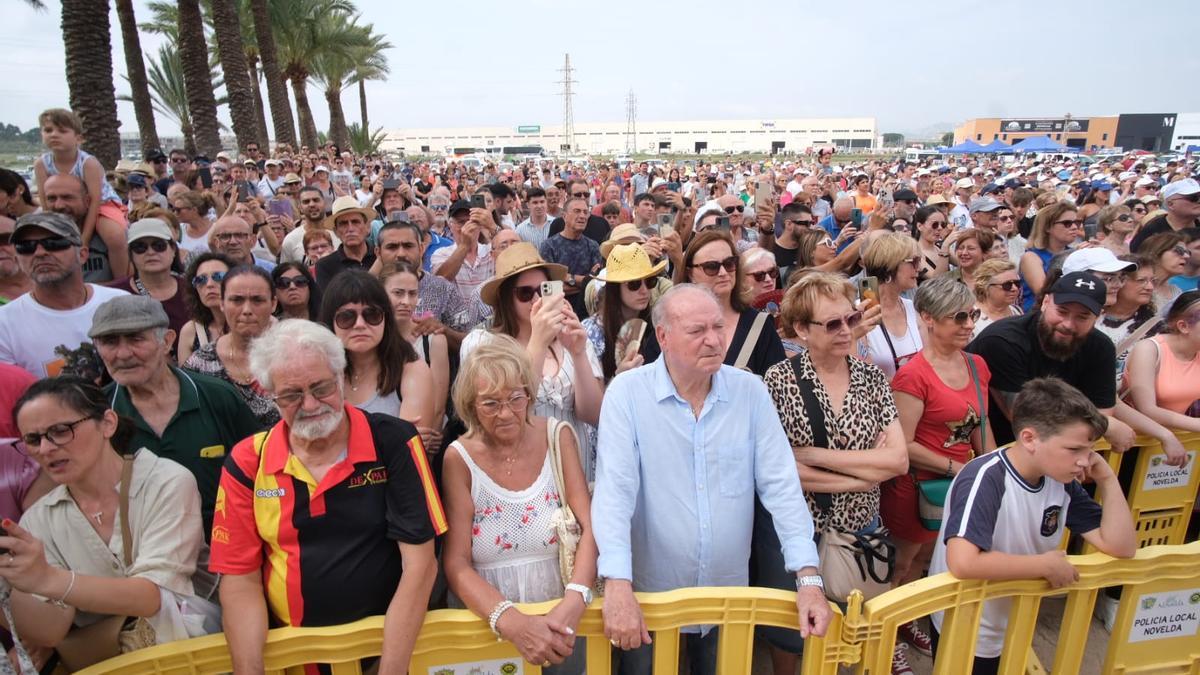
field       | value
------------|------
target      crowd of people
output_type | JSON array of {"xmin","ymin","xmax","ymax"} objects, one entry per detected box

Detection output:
[{"xmin": 0, "ymin": 106, "xmax": 1197, "ymax": 674}]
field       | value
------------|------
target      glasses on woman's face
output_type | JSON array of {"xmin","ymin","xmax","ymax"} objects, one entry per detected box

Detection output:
[
  {"xmin": 512, "ymin": 285, "xmax": 540, "ymax": 303},
  {"xmin": 817, "ymin": 238, "xmax": 835, "ymax": 248},
  {"xmin": 689, "ymin": 256, "xmax": 738, "ymax": 277},
  {"xmin": 476, "ymin": 391, "xmax": 530, "ymax": 418},
  {"xmin": 988, "ymin": 280, "xmax": 1020, "ymax": 292},
  {"xmin": 944, "ymin": 308, "xmax": 982, "ymax": 325},
  {"xmin": 624, "ymin": 278, "xmax": 651, "ymax": 292},
  {"xmin": 334, "ymin": 305, "xmax": 386, "ymax": 330},
  {"xmin": 272, "ymin": 378, "xmax": 339, "ymax": 408},
  {"xmin": 1172, "ymin": 245, "xmax": 1192, "ymax": 258},
  {"xmin": 20, "ymin": 415, "xmax": 93, "ymax": 449},
  {"xmin": 1114, "ymin": 214, "xmax": 1133, "ymax": 222},
  {"xmin": 275, "ymin": 275, "xmax": 310, "ymax": 290},
  {"xmin": 748, "ymin": 268, "xmax": 779, "ymax": 283},
  {"xmin": 1095, "ymin": 272, "xmax": 1127, "ymax": 288},
  {"xmin": 1054, "ymin": 218, "xmax": 1084, "ymax": 228},
  {"xmin": 808, "ymin": 311, "xmax": 863, "ymax": 333},
  {"xmin": 191, "ymin": 271, "xmax": 227, "ymax": 287},
  {"xmin": 129, "ymin": 239, "xmax": 171, "ymax": 255}
]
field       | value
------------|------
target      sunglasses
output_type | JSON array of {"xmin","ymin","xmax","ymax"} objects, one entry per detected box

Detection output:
[
  {"xmin": 512, "ymin": 284, "xmax": 540, "ymax": 302},
  {"xmin": 817, "ymin": 238, "xmax": 835, "ymax": 248},
  {"xmin": 334, "ymin": 305, "xmax": 386, "ymax": 330},
  {"xmin": 1172, "ymin": 245, "xmax": 1191, "ymax": 257},
  {"xmin": 275, "ymin": 276, "xmax": 310, "ymax": 289},
  {"xmin": 1055, "ymin": 219, "xmax": 1084, "ymax": 228},
  {"xmin": 191, "ymin": 271, "xmax": 227, "ymax": 287},
  {"xmin": 988, "ymin": 280, "xmax": 1020, "ymax": 291},
  {"xmin": 788, "ymin": 219, "xmax": 814, "ymax": 227},
  {"xmin": 1180, "ymin": 193, "xmax": 1200, "ymax": 204},
  {"xmin": 13, "ymin": 236, "xmax": 74, "ymax": 255},
  {"xmin": 129, "ymin": 239, "xmax": 171, "ymax": 255},
  {"xmin": 571, "ymin": 192, "xmax": 589, "ymax": 198},
  {"xmin": 689, "ymin": 256, "xmax": 738, "ymax": 276},
  {"xmin": 927, "ymin": 221, "xmax": 948, "ymax": 230},
  {"xmin": 809, "ymin": 311, "xmax": 863, "ymax": 333},
  {"xmin": 624, "ymin": 278, "xmax": 651, "ymax": 292},
  {"xmin": 749, "ymin": 268, "xmax": 779, "ymax": 283},
  {"xmin": 944, "ymin": 308, "xmax": 982, "ymax": 325},
  {"xmin": 723, "ymin": 205, "xmax": 745, "ymax": 214}
]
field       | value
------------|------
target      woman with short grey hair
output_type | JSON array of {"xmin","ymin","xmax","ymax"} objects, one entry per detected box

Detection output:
[{"xmin": 882, "ymin": 275, "xmax": 995, "ymax": 658}]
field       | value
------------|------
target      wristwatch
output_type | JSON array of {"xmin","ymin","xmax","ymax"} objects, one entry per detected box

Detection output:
[
  {"xmin": 796, "ymin": 575, "xmax": 824, "ymax": 591},
  {"xmin": 565, "ymin": 276, "xmax": 578, "ymax": 288},
  {"xmin": 565, "ymin": 583, "xmax": 593, "ymax": 605}
]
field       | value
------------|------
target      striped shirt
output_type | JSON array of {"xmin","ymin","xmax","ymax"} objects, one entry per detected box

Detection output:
[{"xmin": 209, "ymin": 406, "xmax": 447, "ymax": 627}]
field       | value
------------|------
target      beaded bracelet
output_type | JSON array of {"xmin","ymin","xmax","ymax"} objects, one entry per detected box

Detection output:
[{"xmin": 488, "ymin": 600, "xmax": 515, "ymax": 639}]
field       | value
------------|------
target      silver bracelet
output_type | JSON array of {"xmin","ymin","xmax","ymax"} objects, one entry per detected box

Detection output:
[
  {"xmin": 488, "ymin": 600, "xmax": 515, "ymax": 639},
  {"xmin": 51, "ymin": 570, "xmax": 76, "ymax": 609}
]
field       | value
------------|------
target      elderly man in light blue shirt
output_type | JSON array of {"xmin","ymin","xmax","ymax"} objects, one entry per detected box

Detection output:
[{"xmin": 593, "ymin": 284, "xmax": 830, "ymax": 675}]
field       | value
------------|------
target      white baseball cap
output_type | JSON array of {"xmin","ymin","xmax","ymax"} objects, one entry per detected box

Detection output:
[
  {"xmin": 1062, "ymin": 248, "xmax": 1137, "ymax": 276},
  {"xmin": 1162, "ymin": 178, "xmax": 1200, "ymax": 200}
]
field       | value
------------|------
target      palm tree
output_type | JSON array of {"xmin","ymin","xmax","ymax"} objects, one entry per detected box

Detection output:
[
  {"xmin": 346, "ymin": 123, "xmax": 385, "ymax": 156},
  {"xmin": 120, "ymin": 46, "xmax": 228, "ymax": 156},
  {"xmin": 248, "ymin": 0, "xmax": 296, "ymax": 148},
  {"xmin": 60, "ymin": 0, "xmax": 122, "ymax": 167},
  {"xmin": 309, "ymin": 16, "xmax": 372, "ymax": 152},
  {"xmin": 272, "ymin": 0, "xmax": 360, "ymax": 150},
  {"xmin": 349, "ymin": 24, "xmax": 391, "ymax": 132},
  {"xmin": 177, "ymin": 0, "xmax": 222, "ymax": 157},
  {"xmin": 114, "ymin": 0, "xmax": 160, "ymax": 156},
  {"xmin": 209, "ymin": 0, "xmax": 260, "ymax": 151}
]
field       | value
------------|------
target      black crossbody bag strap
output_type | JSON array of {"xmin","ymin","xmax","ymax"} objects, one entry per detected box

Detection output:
[{"xmin": 789, "ymin": 355, "xmax": 833, "ymax": 512}]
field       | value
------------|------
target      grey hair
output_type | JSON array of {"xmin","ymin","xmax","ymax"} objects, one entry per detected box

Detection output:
[
  {"xmin": 740, "ymin": 247, "xmax": 774, "ymax": 270},
  {"xmin": 249, "ymin": 318, "xmax": 346, "ymax": 391},
  {"xmin": 651, "ymin": 283, "xmax": 719, "ymax": 334},
  {"xmin": 915, "ymin": 275, "xmax": 976, "ymax": 318}
]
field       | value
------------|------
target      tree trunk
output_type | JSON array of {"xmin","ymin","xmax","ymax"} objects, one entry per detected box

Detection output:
[
  {"xmin": 247, "ymin": 57, "xmax": 271, "ymax": 149},
  {"xmin": 208, "ymin": 0, "xmax": 259, "ymax": 152},
  {"xmin": 291, "ymin": 75, "xmax": 319, "ymax": 151},
  {"xmin": 180, "ymin": 115, "xmax": 196, "ymax": 158},
  {"xmin": 326, "ymin": 88, "xmax": 349, "ymax": 153},
  {"xmin": 177, "ymin": 0, "xmax": 222, "ymax": 158},
  {"xmin": 61, "ymin": 0, "xmax": 122, "ymax": 168},
  {"xmin": 114, "ymin": 0, "xmax": 160, "ymax": 156},
  {"xmin": 249, "ymin": 0, "xmax": 296, "ymax": 148},
  {"xmin": 359, "ymin": 79, "xmax": 369, "ymax": 131}
]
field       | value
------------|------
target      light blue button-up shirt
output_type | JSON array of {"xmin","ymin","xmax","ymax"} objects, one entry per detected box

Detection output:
[{"xmin": 592, "ymin": 358, "xmax": 820, "ymax": 595}]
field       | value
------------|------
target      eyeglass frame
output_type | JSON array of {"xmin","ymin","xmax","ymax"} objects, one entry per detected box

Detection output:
[
  {"xmin": 271, "ymin": 378, "xmax": 341, "ymax": 408},
  {"xmin": 19, "ymin": 415, "xmax": 95, "ymax": 449}
]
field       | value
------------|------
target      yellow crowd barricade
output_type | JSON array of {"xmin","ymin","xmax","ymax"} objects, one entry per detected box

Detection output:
[{"xmin": 77, "ymin": 544, "xmax": 1199, "ymax": 675}]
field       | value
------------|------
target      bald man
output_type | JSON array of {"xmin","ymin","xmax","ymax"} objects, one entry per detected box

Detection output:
[{"xmin": 209, "ymin": 216, "xmax": 275, "ymax": 271}]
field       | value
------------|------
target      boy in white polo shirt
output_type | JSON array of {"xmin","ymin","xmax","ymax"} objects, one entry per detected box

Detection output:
[{"xmin": 929, "ymin": 377, "xmax": 1136, "ymax": 674}]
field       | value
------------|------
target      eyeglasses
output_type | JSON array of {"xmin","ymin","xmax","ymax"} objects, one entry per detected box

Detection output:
[
  {"xmin": 997, "ymin": 215, "xmax": 1016, "ymax": 222},
  {"xmin": 129, "ymin": 239, "xmax": 171, "ymax": 255},
  {"xmin": 13, "ymin": 236, "xmax": 74, "ymax": 255},
  {"xmin": 1054, "ymin": 219, "xmax": 1084, "ymax": 228},
  {"xmin": 1172, "ymin": 245, "xmax": 1192, "ymax": 257},
  {"xmin": 817, "ymin": 238, "xmax": 835, "ymax": 248},
  {"xmin": 571, "ymin": 192, "xmax": 589, "ymax": 198},
  {"xmin": 215, "ymin": 232, "xmax": 252, "ymax": 243},
  {"xmin": 723, "ymin": 205, "xmax": 745, "ymax": 214},
  {"xmin": 170, "ymin": 205, "xmax": 194, "ymax": 213},
  {"xmin": 689, "ymin": 256, "xmax": 738, "ymax": 276},
  {"xmin": 927, "ymin": 221, "xmax": 948, "ymax": 230},
  {"xmin": 1114, "ymin": 215, "xmax": 1133, "ymax": 222},
  {"xmin": 624, "ymin": 278, "xmax": 651, "ymax": 292},
  {"xmin": 275, "ymin": 275, "xmax": 310, "ymax": 289},
  {"xmin": 944, "ymin": 308, "xmax": 982, "ymax": 325},
  {"xmin": 271, "ymin": 378, "xmax": 339, "ymax": 408},
  {"xmin": 788, "ymin": 219, "xmax": 814, "ymax": 227},
  {"xmin": 988, "ymin": 280, "xmax": 1020, "ymax": 291},
  {"xmin": 512, "ymin": 284, "xmax": 540, "ymax": 302},
  {"xmin": 476, "ymin": 392, "xmax": 530, "ymax": 418},
  {"xmin": 902, "ymin": 256, "xmax": 922, "ymax": 268},
  {"xmin": 430, "ymin": 204, "xmax": 448, "ymax": 212},
  {"xmin": 1179, "ymin": 193, "xmax": 1200, "ymax": 204},
  {"xmin": 1095, "ymin": 272, "xmax": 1127, "ymax": 287},
  {"xmin": 808, "ymin": 311, "xmax": 863, "ymax": 333},
  {"xmin": 191, "ymin": 271, "xmax": 227, "ymax": 287},
  {"xmin": 334, "ymin": 305, "xmax": 386, "ymax": 330},
  {"xmin": 152, "ymin": 158, "xmax": 167, "ymax": 164},
  {"xmin": 20, "ymin": 415, "xmax": 93, "ymax": 448},
  {"xmin": 748, "ymin": 268, "xmax": 779, "ymax": 283}
]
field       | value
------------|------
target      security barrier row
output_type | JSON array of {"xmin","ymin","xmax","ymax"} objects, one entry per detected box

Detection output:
[
  {"xmin": 1090, "ymin": 431, "xmax": 1199, "ymax": 550},
  {"xmin": 78, "ymin": 542, "xmax": 1200, "ymax": 675}
]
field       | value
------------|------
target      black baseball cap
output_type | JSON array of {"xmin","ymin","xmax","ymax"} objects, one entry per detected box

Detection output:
[
  {"xmin": 1049, "ymin": 272, "xmax": 1107, "ymax": 315},
  {"xmin": 893, "ymin": 188, "xmax": 918, "ymax": 202},
  {"xmin": 145, "ymin": 148, "xmax": 167, "ymax": 162},
  {"xmin": 449, "ymin": 199, "xmax": 471, "ymax": 216}
]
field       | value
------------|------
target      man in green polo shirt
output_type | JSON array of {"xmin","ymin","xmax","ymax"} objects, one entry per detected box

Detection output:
[{"xmin": 90, "ymin": 294, "xmax": 262, "ymax": 535}]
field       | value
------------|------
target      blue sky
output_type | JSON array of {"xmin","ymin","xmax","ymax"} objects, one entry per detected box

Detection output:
[{"xmin": 6, "ymin": 0, "xmax": 1200, "ymax": 139}]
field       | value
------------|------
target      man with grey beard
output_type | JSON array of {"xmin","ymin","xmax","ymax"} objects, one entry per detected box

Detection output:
[{"xmin": 210, "ymin": 319, "xmax": 445, "ymax": 674}]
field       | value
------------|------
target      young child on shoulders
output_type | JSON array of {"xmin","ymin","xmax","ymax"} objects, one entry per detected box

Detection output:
[
  {"xmin": 33, "ymin": 108, "xmax": 129, "ymax": 278},
  {"xmin": 929, "ymin": 376, "xmax": 1136, "ymax": 675}
]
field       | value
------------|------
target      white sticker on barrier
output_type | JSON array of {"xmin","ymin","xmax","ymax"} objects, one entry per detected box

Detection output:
[
  {"xmin": 428, "ymin": 658, "xmax": 524, "ymax": 674},
  {"xmin": 1141, "ymin": 451, "xmax": 1195, "ymax": 491},
  {"xmin": 1128, "ymin": 588, "xmax": 1200, "ymax": 643}
]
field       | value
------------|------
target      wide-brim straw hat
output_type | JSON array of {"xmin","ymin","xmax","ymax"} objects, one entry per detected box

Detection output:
[
  {"xmin": 600, "ymin": 223, "xmax": 646, "ymax": 258},
  {"xmin": 479, "ymin": 242, "xmax": 567, "ymax": 307},
  {"xmin": 604, "ymin": 243, "xmax": 667, "ymax": 283},
  {"xmin": 323, "ymin": 195, "xmax": 377, "ymax": 231}
]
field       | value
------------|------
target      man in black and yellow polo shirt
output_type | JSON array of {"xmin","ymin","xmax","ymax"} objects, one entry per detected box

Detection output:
[
  {"xmin": 91, "ymin": 295, "xmax": 262, "ymax": 536},
  {"xmin": 210, "ymin": 319, "xmax": 446, "ymax": 673}
]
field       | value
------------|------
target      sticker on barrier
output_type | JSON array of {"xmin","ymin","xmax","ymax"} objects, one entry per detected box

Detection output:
[
  {"xmin": 1127, "ymin": 587, "xmax": 1200, "ymax": 643},
  {"xmin": 1141, "ymin": 451, "xmax": 1195, "ymax": 491},
  {"xmin": 428, "ymin": 658, "xmax": 524, "ymax": 674}
]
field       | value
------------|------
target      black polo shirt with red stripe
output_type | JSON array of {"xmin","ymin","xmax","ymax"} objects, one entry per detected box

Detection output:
[{"xmin": 209, "ymin": 405, "xmax": 447, "ymax": 627}]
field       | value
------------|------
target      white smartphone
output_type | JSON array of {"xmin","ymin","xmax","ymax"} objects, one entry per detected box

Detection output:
[{"xmin": 540, "ymin": 280, "xmax": 564, "ymax": 297}]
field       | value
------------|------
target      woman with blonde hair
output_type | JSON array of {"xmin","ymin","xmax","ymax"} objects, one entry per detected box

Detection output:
[
  {"xmin": 740, "ymin": 247, "xmax": 779, "ymax": 303},
  {"xmin": 172, "ymin": 190, "xmax": 214, "ymax": 258},
  {"xmin": 1097, "ymin": 204, "xmax": 1136, "ymax": 257},
  {"xmin": 1019, "ymin": 200, "xmax": 1081, "ymax": 311},
  {"xmin": 442, "ymin": 336, "xmax": 595, "ymax": 673},
  {"xmin": 861, "ymin": 232, "xmax": 924, "ymax": 379},
  {"xmin": 943, "ymin": 228, "xmax": 994, "ymax": 289},
  {"xmin": 971, "ymin": 258, "xmax": 1022, "ymax": 338}
]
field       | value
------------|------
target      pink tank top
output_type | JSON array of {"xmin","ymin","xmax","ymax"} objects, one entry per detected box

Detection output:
[{"xmin": 1149, "ymin": 335, "xmax": 1200, "ymax": 414}]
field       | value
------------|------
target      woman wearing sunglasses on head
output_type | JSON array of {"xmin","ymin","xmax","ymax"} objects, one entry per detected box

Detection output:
[
  {"xmin": 270, "ymin": 262, "xmax": 320, "ymax": 321},
  {"xmin": 183, "ymin": 265, "xmax": 280, "ymax": 427},
  {"xmin": 581, "ymin": 243, "xmax": 664, "ymax": 383},
  {"xmin": 105, "ymin": 218, "xmax": 189, "ymax": 352},
  {"xmin": 320, "ymin": 270, "xmax": 437, "ymax": 449},
  {"xmin": 971, "ymin": 259, "xmax": 1023, "ymax": 338},
  {"xmin": 177, "ymin": 252, "xmax": 236, "ymax": 364},
  {"xmin": 678, "ymin": 229, "xmax": 785, "ymax": 376}
]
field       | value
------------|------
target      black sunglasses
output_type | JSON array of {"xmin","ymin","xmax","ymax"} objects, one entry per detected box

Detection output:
[
  {"xmin": 275, "ymin": 276, "xmax": 310, "ymax": 290},
  {"xmin": 988, "ymin": 280, "xmax": 1020, "ymax": 292},
  {"xmin": 723, "ymin": 205, "xmax": 745, "ymax": 214},
  {"xmin": 689, "ymin": 256, "xmax": 738, "ymax": 276},
  {"xmin": 13, "ymin": 236, "xmax": 74, "ymax": 255},
  {"xmin": 512, "ymin": 285, "xmax": 540, "ymax": 302},
  {"xmin": 624, "ymin": 278, "xmax": 651, "ymax": 292},
  {"xmin": 749, "ymin": 269, "xmax": 779, "ymax": 283},
  {"xmin": 191, "ymin": 271, "xmax": 227, "ymax": 287},
  {"xmin": 334, "ymin": 306, "xmax": 386, "ymax": 330},
  {"xmin": 129, "ymin": 239, "xmax": 171, "ymax": 255},
  {"xmin": 945, "ymin": 308, "xmax": 982, "ymax": 325},
  {"xmin": 809, "ymin": 311, "xmax": 863, "ymax": 333}
]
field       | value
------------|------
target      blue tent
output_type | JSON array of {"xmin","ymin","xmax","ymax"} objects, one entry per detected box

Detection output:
[
  {"xmin": 1010, "ymin": 135, "xmax": 1078, "ymax": 153},
  {"xmin": 980, "ymin": 139, "xmax": 1012, "ymax": 153},
  {"xmin": 940, "ymin": 140, "xmax": 987, "ymax": 154}
]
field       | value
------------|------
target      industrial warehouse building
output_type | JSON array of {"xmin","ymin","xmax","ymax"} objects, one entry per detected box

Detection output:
[
  {"xmin": 381, "ymin": 117, "xmax": 878, "ymax": 157},
  {"xmin": 954, "ymin": 113, "xmax": 1196, "ymax": 153}
]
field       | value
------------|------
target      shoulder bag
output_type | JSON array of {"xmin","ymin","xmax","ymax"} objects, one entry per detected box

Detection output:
[
  {"xmin": 915, "ymin": 354, "xmax": 986, "ymax": 531},
  {"xmin": 733, "ymin": 311, "xmax": 769, "ymax": 372},
  {"xmin": 789, "ymin": 357, "xmax": 895, "ymax": 603},
  {"xmin": 56, "ymin": 455, "xmax": 157, "ymax": 672},
  {"xmin": 545, "ymin": 419, "xmax": 601, "ymax": 595}
]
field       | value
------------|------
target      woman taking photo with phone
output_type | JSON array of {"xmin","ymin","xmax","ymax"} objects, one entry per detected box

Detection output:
[
  {"xmin": 461, "ymin": 243, "xmax": 604, "ymax": 482},
  {"xmin": 582, "ymin": 243, "xmax": 664, "ymax": 383}
]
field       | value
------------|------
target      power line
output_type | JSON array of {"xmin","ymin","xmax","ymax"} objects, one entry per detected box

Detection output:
[
  {"xmin": 557, "ymin": 54, "xmax": 576, "ymax": 153},
  {"xmin": 625, "ymin": 89, "xmax": 637, "ymax": 154}
]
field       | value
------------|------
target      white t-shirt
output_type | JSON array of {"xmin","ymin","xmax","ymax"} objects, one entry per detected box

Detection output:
[
  {"xmin": 180, "ymin": 226, "xmax": 212, "ymax": 257},
  {"xmin": 279, "ymin": 225, "xmax": 342, "ymax": 265},
  {"xmin": 860, "ymin": 297, "xmax": 922, "ymax": 379},
  {"xmin": 0, "ymin": 285, "xmax": 130, "ymax": 377}
]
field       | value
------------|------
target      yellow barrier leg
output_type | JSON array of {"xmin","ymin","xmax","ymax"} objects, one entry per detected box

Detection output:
[
  {"xmin": 585, "ymin": 634, "xmax": 613, "ymax": 673},
  {"xmin": 998, "ymin": 594, "xmax": 1040, "ymax": 673},
  {"xmin": 651, "ymin": 628, "xmax": 680, "ymax": 675},
  {"xmin": 1048, "ymin": 588, "xmax": 1096, "ymax": 674},
  {"xmin": 931, "ymin": 602, "xmax": 984, "ymax": 675},
  {"xmin": 716, "ymin": 623, "xmax": 755, "ymax": 674},
  {"xmin": 327, "ymin": 662, "xmax": 363, "ymax": 675}
]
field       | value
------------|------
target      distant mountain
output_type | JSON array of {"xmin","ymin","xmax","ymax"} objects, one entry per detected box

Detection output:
[{"xmin": 890, "ymin": 121, "xmax": 958, "ymax": 141}]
